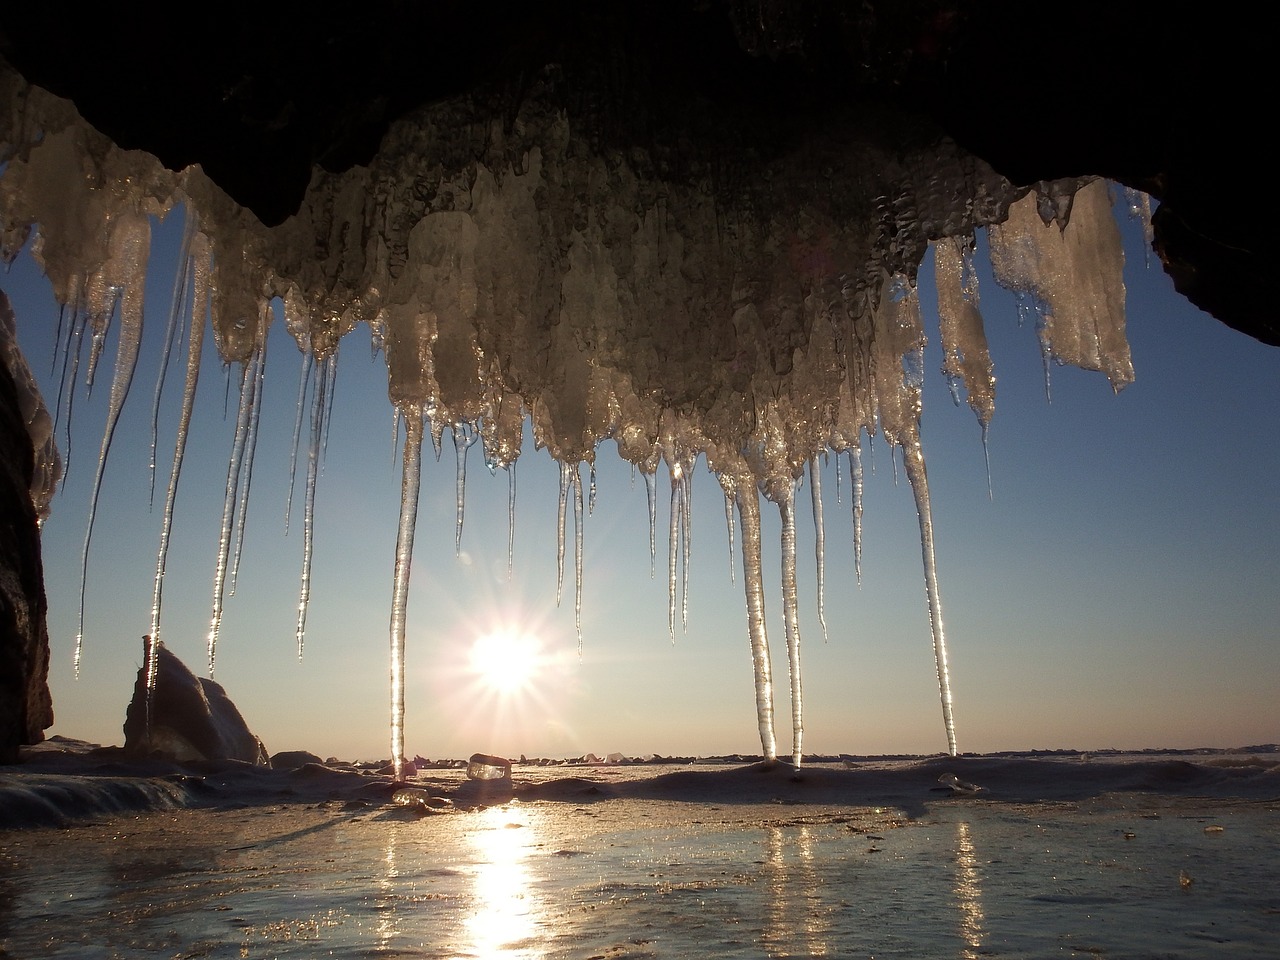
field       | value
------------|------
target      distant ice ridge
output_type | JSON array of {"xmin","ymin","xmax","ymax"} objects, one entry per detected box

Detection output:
[{"xmin": 0, "ymin": 66, "xmax": 1135, "ymax": 777}]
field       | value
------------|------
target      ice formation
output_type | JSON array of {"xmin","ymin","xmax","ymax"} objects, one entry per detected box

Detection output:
[{"xmin": 0, "ymin": 64, "xmax": 1134, "ymax": 776}]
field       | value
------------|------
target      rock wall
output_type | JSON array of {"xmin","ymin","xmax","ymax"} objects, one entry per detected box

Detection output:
[{"xmin": 0, "ymin": 347, "xmax": 52, "ymax": 763}]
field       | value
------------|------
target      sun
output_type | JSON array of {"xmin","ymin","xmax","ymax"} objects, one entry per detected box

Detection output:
[{"xmin": 469, "ymin": 630, "xmax": 542, "ymax": 695}]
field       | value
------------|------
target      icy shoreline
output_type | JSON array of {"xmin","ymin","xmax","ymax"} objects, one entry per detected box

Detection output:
[{"xmin": 2, "ymin": 737, "xmax": 1276, "ymax": 831}]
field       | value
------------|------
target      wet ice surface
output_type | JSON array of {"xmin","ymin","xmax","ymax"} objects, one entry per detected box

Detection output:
[{"xmin": 1, "ymin": 749, "xmax": 1278, "ymax": 958}]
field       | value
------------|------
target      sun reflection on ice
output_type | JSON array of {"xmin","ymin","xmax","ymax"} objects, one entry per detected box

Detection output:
[
  {"xmin": 954, "ymin": 820, "xmax": 986, "ymax": 958},
  {"xmin": 464, "ymin": 804, "xmax": 546, "ymax": 959},
  {"xmin": 763, "ymin": 823, "xmax": 832, "ymax": 956}
]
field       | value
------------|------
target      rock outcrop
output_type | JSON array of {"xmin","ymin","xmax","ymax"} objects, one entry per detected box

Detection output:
[
  {"xmin": 0, "ymin": 331, "xmax": 52, "ymax": 763},
  {"xmin": 122, "ymin": 641, "xmax": 269, "ymax": 766}
]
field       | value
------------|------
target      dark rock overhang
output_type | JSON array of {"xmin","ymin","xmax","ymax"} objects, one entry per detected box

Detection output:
[{"xmin": 0, "ymin": 0, "xmax": 1270, "ymax": 345}]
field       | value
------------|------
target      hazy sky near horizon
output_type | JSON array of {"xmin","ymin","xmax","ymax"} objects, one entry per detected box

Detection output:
[{"xmin": 5, "ymin": 194, "xmax": 1278, "ymax": 763}]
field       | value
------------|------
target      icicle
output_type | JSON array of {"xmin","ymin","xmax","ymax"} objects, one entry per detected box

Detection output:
[
  {"xmin": 723, "ymin": 489, "xmax": 736, "ymax": 584},
  {"xmin": 51, "ymin": 302, "xmax": 66, "ymax": 379},
  {"xmin": 645, "ymin": 468, "xmax": 657, "ymax": 579},
  {"xmin": 295, "ymin": 351, "xmax": 335, "ymax": 659},
  {"xmin": 142, "ymin": 633, "xmax": 161, "ymax": 742},
  {"xmin": 284, "ymin": 348, "xmax": 314, "ymax": 535},
  {"xmin": 389, "ymin": 405, "xmax": 425, "ymax": 782},
  {"xmin": 229, "ymin": 308, "xmax": 269, "ymax": 595},
  {"xmin": 849, "ymin": 446, "xmax": 864, "ymax": 584},
  {"xmin": 149, "ymin": 231, "xmax": 211, "ymax": 647},
  {"xmin": 53, "ymin": 291, "xmax": 84, "ymax": 483},
  {"xmin": 809, "ymin": 455, "xmax": 827, "ymax": 642},
  {"xmin": 429, "ymin": 415, "xmax": 445, "ymax": 461},
  {"xmin": 147, "ymin": 211, "xmax": 197, "ymax": 507},
  {"xmin": 900, "ymin": 435, "xmax": 959, "ymax": 757},
  {"xmin": 667, "ymin": 460, "xmax": 681, "ymax": 643},
  {"xmin": 320, "ymin": 342, "xmax": 338, "ymax": 463},
  {"xmin": 735, "ymin": 484, "xmax": 778, "ymax": 764},
  {"xmin": 73, "ymin": 212, "xmax": 149, "ymax": 675},
  {"xmin": 588, "ymin": 463, "xmax": 597, "ymax": 515},
  {"xmin": 453, "ymin": 422, "xmax": 477, "ymax": 554},
  {"xmin": 934, "ymin": 235, "xmax": 996, "ymax": 498},
  {"xmin": 208, "ymin": 356, "xmax": 258, "ymax": 674},
  {"xmin": 555, "ymin": 461, "xmax": 570, "ymax": 607},
  {"xmin": 506, "ymin": 463, "xmax": 516, "ymax": 580},
  {"xmin": 572, "ymin": 462, "xmax": 584, "ymax": 653},
  {"xmin": 680, "ymin": 461, "xmax": 692, "ymax": 633},
  {"xmin": 777, "ymin": 480, "xmax": 804, "ymax": 769}
]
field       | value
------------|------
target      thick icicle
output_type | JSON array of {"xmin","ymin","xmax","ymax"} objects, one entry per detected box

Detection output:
[
  {"xmin": 777, "ymin": 481, "xmax": 805, "ymax": 768},
  {"xmin": 208, "ymin": 354, "xmax": 260, "ymax": 674},
  {"xmin": 723, "ymin": 489, "xmax": 736, "ymax": 583},
  {"xmin": 506, "ymin": 463, "xmax": 516, "ymax": 580},
  {"xmin": 734, "ymin": 484, "xmax": 778, "ymax": 764},
  {"xmin": 572, "ymin": 462, "xmax": 584, "ymax": 653},
  {"xmin": 389, "ymin": 405, "xmax": 425, "ymax": 782},
  {"xmin": 809, "ymin": 456, "xmax": 827, "ymax": 642},
  {"xmin": 295, "ymin": 350, "xmax": 335, "ymax": 659},
  {"xmin": 555, "ymin": 461, "xmax": 570, "ymax": 607},
  {"xmin": 149, "ymin": 230, "xmax": 211, "ymax": 648},
  {"xmin": 934, "ymin": 235, "xmax": 995, "ymax": 497},
  {"xmin": 667, "ymin": 461, "xmax": 681, "ymax": 643},
  {"xmin": 849, "ymin": 445, "xmax": 865, "ymax": 584},
  {"xmin": 681, "ymin": 462, "xmax": 692, "ymax": 633},
  {"xmin": 645, "ymin": 469, "xmax": 657, "ymax": 578},
  {"xmin": 283, "ymin": 348, "xmax": 314, "ymax": 535},
  {"xmin": 901, "ymin": 435, "xmax": 959, "ymax": 757},
  {"xmin": 73, "ymin": 211, "xmax": 149, "ymax": 674}
]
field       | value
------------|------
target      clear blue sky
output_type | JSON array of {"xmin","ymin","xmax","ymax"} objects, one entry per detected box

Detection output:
[{"xmin": 5, "ymin": 194, "xmax": 1278, "ymax": 762}]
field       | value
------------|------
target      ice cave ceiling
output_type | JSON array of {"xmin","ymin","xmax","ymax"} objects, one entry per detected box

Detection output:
[{"xmin": 0, "ymin": 2, "xmax": 1269, "ymax": 771}]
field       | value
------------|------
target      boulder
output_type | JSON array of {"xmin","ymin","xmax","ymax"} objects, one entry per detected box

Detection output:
[{"xmin": 122, "ymin": 640, "xmax": 269, "ymax": 765}]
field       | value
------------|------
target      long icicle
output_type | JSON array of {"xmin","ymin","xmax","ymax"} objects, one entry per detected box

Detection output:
[
  {"xmin": 681, "ymin": 458, "xmax": 693, "ymax": 633},
  {"xmin": 389, "ymin": 404, "xmax": 424, "ymax": 782},
  {"xmin": 809, "ymin": 456, "xmax": 828, "ymax": 642},
  {"xmin": 506, "ymin": 463, "xmax": 516, "ymax": 580},
  {"xmin": 453, "ymin": 422, "xmax": 476, "ymax": 555},
  {"xmin": 735, "ymin": 482, "xmax": 777, "ymax": 765},
  {"xmin": 295, "ymin": 350, "xmax": 334, "ymax": 659},
  {"xmin": 73, "ymin": 213, "xmax": 149, "ymax": 675},
  {"xmin": 555, "ymin": 461, "xmax": 570, "ymax": 607},
  {"xmin": 849, "ymin": 445, "xmax": 865, "ymax": 584},
  {"xmin": 229, "ymin": 305, "xmax": 269, "ymax": 595},
  {"xmin": 52, "ymin": 286, "xmax": 84, "ymax": 484},
  {"xmin": 777, "ymin": 480, "xmax": 805, "ymax": 769},
  {"xmin": 283, "ymin": 347, "xmax": 314, "ymax": 535},
  {"xmin": 723, "ymin": 488, "xmax": 736, "ymax": 584},
  {"xmin": 645, "ymin": 468, "xmax": 657, "ymax": 578},
  {"xmin": 900, "ymin": 433, "xmax": 959, "ymax": 756},
  {"xmin": 208, "ymin": 353, "xmax": 259, "ymax": 674},
  {"xmin": 147, "ymin": 211, "xmax": 197, "ymax": 507},
  {"xmin": 572, "ymin": 462, "xmax": 584, "ymax": 653},
  {"xmin": 149, "ymin": 230, "xmax": 210, "ymax": 649},
  {"xmin": 667, "ymin": 460, "xmax": 681, "ymax": 643}
]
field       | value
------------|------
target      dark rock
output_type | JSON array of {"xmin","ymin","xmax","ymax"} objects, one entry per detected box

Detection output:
[
  {"xmin": 271, "ymin": 750, "xmax": 324, "ymax": 769},
  {"xmin": 0, "ymin": 297, "xmax": 52, "ymax": 763},
  {"xmin": 122, "ymin": 640, "xmax": 269, "ymax": 766}
]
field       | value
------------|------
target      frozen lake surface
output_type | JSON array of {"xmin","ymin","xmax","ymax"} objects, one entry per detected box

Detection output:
[{"xmin": 1, "ymin": 743, "xmax": 1277, "ymax": 958}]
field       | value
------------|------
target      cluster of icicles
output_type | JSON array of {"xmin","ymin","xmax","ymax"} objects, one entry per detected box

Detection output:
[{"xmin": 0, "ymin": 75, "xmax": 1139, "ymax": 776}]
